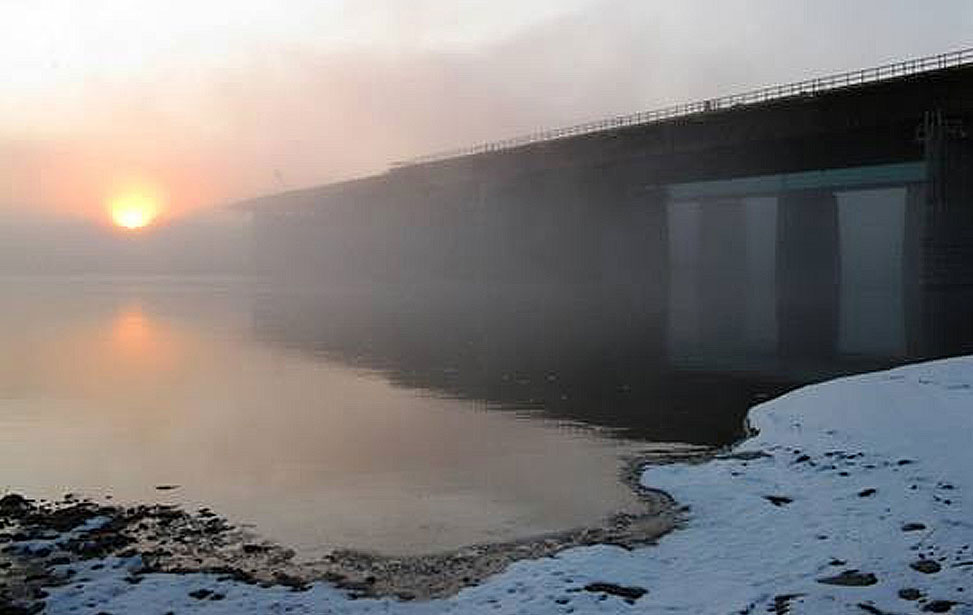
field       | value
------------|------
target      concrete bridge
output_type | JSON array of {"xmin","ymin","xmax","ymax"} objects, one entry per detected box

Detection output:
[{"xmin": 239, "ymin": 48, "xmax": 973, "ymax": 369}]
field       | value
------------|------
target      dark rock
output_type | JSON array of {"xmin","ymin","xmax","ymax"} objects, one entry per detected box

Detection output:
[
  {"xmin": 0, "ymin": 494, "xmax": 30, "ymax": 516},
  {"xmin": 273, "ymin": 572, "xmax": 309, "ymax": 591},
  {"xmin": 858, "ymin": 488, "xmax": 877, "ymax": 498},
  {"xmin": 911, "ymin": 560, "xmax": 942, "ymax": 574},
  {"xmin": 338, "ymin": 580, "xmax": 375, "ymax": 593},
  {"xmin": 154, "ymin": 485, "xmax": 179, "ymax": 491},
  {"xmin": 31, "ymin": 504, "xmax": 100, "ymax": 532},
  {"xmin": 202, "ymin": 519, "xmax": 230, "ymax": 535},
  {"xmin": 817, "ymin": 570, "xmax": 878, "ymax": 586},
  {"xmin": 922, "ymin": 600, "xmax": 957, "ymax": 613},
  {"xmin": 771, "ymin": 593, "xmax": 804, "ymax": 614},
  {"xmin": 0, "ymin": 602, "xmax": 44, "ymax": 615},
  {"xmin": 898, "ymin": 588, "xmax": 922, "ymax": 600},
  {"xmin": 897, "ymin": 459, "xmax": 915, "ymax": 465},
  {"xmin": 65, "ymin": 529, "xmax": 134, "ymax": 559},
  {"xmin": 188, "ymin": 589, "xmax": 212, "ymax": 600},
  {"xmin": 583, "ymin": 582, "xmax": 647, "ymax": 602},
  {"xmin": 764, "ymin": 496, "xmax": 793, "ymax": 507},
  {"xmin": 721, "ymin": 451, "xmax": 771, "ymax": 461},
  {"xmin": 902, "ymin": 523, "xmax": 927, "ymax": 532},
  {"xmin": 795, "ymin": 455, "xmax": 811, "ymax": 464}
]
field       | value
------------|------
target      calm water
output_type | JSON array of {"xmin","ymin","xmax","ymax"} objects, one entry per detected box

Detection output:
[
  {"xmin": 0, "ymin": 276, "xmax": 650, "ymax": 556},
  {"xmin": 1, "ymin": 268, "xmax": 968, "ymax": 556}
]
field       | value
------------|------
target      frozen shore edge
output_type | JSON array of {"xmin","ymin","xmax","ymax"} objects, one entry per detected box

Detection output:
[{"xmin": 3, "ymin": 356, "xmax": 972, "ymax": 614}]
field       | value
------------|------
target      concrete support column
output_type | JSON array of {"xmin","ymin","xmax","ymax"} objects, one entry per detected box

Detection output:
[
  {"xmin": 743, "ymin": 197, "xmax": 779, "ymax": 356},
  {"xmin": 698, "ymin": 199, "xmax": 748, "ymax": 359},
  {"xmin": 776, "ymin": 190, "xmax": 840, "ymax": 361},
  {"xmin": 836, "ymin": 188, "xmax": 907, "ymax": 358},
  {"xmin": 602, "ymin": 187, "xmax": 669, "ymax": 296},
  {"xmin": 666, "ymin": 201, "xmax": 701, "ymax": 364},
  {"xmin": 903, "ymin": 183, "xmax": 928, "ymax": 356},
  {"xmin": 906, "ymin": 167, "xmax": 973, "ymax": 357}
]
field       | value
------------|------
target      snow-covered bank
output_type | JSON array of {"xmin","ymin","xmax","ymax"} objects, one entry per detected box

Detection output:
[{"xmin": 29, "ymin": 357, "xmax": 973, "ymax": 613}]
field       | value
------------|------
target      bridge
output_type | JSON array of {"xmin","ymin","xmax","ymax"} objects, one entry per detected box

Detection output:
[
  {"xmin": 239, "ymin": 48, "xmax": 973, "ymax": 368},
  {"xmin": 392, "ymin": 47, "xmax": 973, "ymax": 168}
]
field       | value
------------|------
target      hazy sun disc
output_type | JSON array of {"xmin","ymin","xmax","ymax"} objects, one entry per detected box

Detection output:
[{"xmin": 110, "ymin": 194, "xmax": 159, "ymax": 230}]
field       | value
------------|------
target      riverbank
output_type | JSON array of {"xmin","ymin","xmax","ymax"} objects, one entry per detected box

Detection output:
[
  {"xmin": 3, "ymin": 356, "xmax": 971, "ymax": 614},
  {"xmin": 0, "ymin": 463, "xmax": 679, "ymax": 609}
]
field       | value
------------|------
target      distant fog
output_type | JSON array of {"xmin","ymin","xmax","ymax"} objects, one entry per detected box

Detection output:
[{"xmin": 0, "ymin": 210, "xmax": 251, "ymax": 275}]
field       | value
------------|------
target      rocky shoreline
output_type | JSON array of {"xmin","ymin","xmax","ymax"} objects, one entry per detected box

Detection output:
[{"xmin": 0, "ymin": 446, "xmax": 709, "ymax": 613}]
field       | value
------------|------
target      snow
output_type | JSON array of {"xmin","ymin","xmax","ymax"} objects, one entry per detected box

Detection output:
[{"xmin": 45, "ymin": 357, "xmax": 973, "ymax": 614}]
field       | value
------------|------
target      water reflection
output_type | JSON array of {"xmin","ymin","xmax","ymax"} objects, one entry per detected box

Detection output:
[
  {"xmin": 0, "ymin": 278, "xmax": 644, "ymax": 556},
  {"xmin": 253, "ymin": 284, "xmax": 790, "ymax": 445},
  {"xmin": 250, "ymin": 181, "xmax": 973, "ymax": 446}
]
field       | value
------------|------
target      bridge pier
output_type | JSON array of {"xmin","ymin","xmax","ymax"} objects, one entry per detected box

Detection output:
[
  {"xmin": 776, "ymin": 190, "xmax": 840, "ymax": 362},
  {"xmin": 698, "ymin": 198, "xmax": 749, "ymax": 360},
  {"xmin": 905, "ymin": 145, "xmax": 973, "ymax": 357},
  {"xmin": 898, "ymin": 112, "xmax": 973, "ymax": 357},
  {"xmin": 666, "ymin": 196, "xmax": 777, "ymax": 369},
  {"xmin": 836, "ymin": 187, "xmax": 907, "ymax": 358}
]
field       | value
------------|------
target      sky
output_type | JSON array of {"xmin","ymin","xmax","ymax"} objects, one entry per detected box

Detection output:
[{"xmin": 2, "ymin": 0, "xmax": 972, "ymax": 224}]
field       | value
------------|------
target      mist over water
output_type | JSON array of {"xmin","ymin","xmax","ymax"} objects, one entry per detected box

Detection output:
[
  {"xmin": 3, "ymin": 176, "xmax": 971, "ymax": 554},
  {"xmin": 0, "ymin": 209, "xmax": 250, "ymax": 275}
]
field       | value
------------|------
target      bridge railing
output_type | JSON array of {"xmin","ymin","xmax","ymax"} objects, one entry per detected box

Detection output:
[{"xmin": 391, "ymin": 47, "xmax": 973, "ymax": 168}]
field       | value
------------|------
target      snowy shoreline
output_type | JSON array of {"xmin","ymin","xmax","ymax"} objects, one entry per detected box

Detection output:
[{"xmin": 4, "ymin": 357, "xmax": 972, "ymax": 614}]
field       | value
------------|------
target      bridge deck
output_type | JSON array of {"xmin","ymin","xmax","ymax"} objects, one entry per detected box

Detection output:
[{"xmin": 392, "ymin": 47, "xmax": 973, "ymax": 169}]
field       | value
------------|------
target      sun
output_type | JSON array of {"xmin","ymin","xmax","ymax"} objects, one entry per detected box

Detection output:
[{"xmin": 110, "ymin": 192, "xmax": 159, "ymax": 230}]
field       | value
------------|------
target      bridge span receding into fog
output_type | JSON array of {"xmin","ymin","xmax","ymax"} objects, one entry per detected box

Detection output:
[{"xmin": 238, "ymin": 47, "xmax": 973, "ymax": 369}]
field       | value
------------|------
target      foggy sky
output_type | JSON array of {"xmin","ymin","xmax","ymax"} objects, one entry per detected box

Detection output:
[{"xmin": 3, "ymin": 0, "xmax": 972, "ymax": 221}]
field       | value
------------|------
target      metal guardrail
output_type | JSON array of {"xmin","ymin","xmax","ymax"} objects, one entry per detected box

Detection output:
[{"xmin": 391, "ymin": 47, "xmax": 973, "ymax": 168}]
